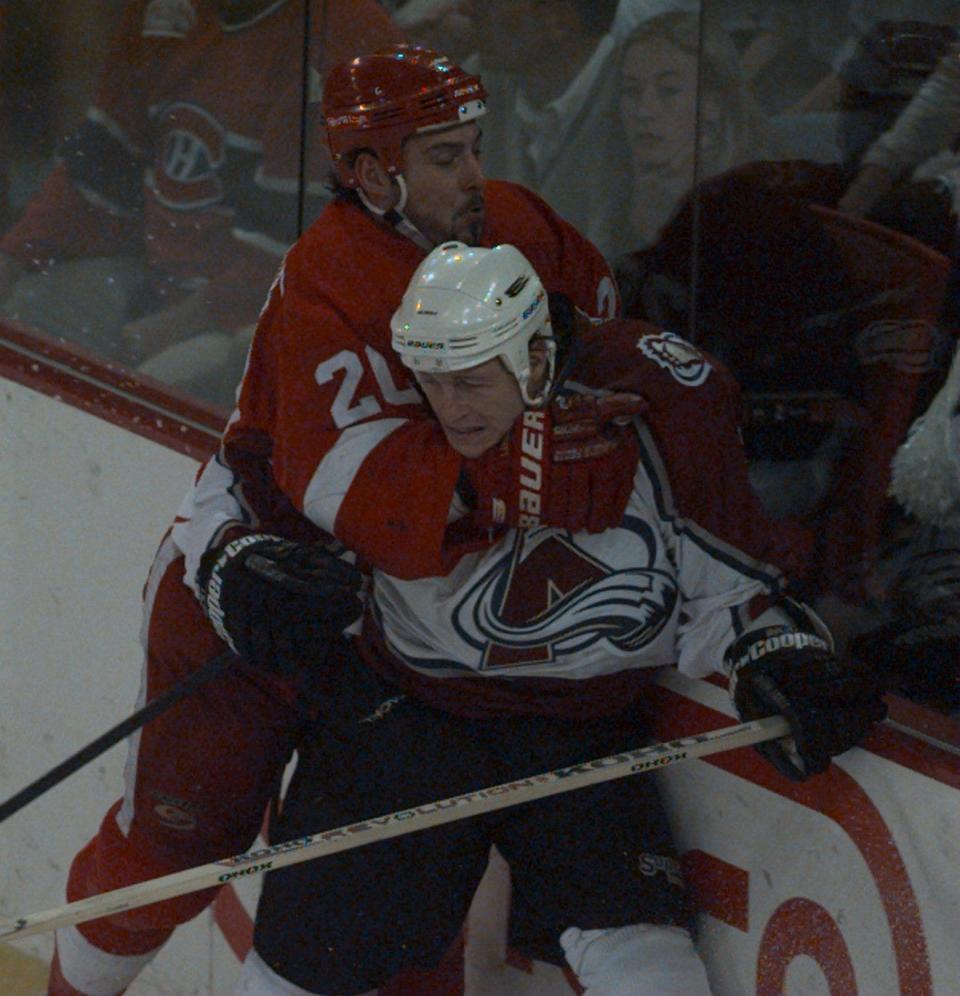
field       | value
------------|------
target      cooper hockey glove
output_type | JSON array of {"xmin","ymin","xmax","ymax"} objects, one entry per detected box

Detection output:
[
  {"xmin": 462, "ymin": 393, "xmax": 645, "ymax": 534},
  {"xmin": 197, "ymin": 534, "xmax": 364, "ymax": 672},
  {"xmin": 725, "ymin": 627, "xmax": 887, "ymax": 780}
]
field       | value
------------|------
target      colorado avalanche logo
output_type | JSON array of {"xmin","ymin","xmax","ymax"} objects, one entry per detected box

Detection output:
[
  {"xmin": 637, "ymin": 330, "xmax": 711, "ymax": 386},
  {"xmin": 151, "ymin": 102, "xmax": 226, "ymax": 210},
  {"xmin": 453, "ymin": 523, "xmax": 678, "ymax": 670}
]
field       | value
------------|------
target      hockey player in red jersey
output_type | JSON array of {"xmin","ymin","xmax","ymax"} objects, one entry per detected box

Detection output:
[
  {"xmin": 47, "ymin": 44, "xmax": 629, "ymax": 995},
  {"xmin": 240, "ymin": 242, "xmax": 888, "ymax": 994},
  {"xmin": 180, "ymin": 44, "xmax": 623, "ymax": 581},
  {"xmin": 0, "ymin": 0, "xmax": 404, "ymax": 404}
]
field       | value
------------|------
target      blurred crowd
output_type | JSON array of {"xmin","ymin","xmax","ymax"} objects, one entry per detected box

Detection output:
[
  {"xmin": 0, "ymin": 0, "xmax": 958, "ymax": 713},
  {"xmin": 0, "ymin": 0, "xmax": 960, "ymax": 378},
  {"xmin": 1, "ymin": 1, "xmax": 958, "ymax": 389}
]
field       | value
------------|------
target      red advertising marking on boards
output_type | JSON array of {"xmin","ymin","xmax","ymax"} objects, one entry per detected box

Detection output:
[
  {"xmin": 212, "ymin": 885, "xmax": 252, "ymax": 962},
  {"xmin": 757, "ymin": 898, "xmax": 856, "ymax": 995},
  {"xmin": 646, "ymin": 685, "xmax": 933, "ymax": 996},
  {"xmin": 682, "ymin": 849, "xmax": 749, "ymax": 932}
]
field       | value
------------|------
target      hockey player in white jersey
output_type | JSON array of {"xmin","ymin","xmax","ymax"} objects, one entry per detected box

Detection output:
[{"xmin": 241, "ymin": 242, "xmax": 887, "ymax": 994}]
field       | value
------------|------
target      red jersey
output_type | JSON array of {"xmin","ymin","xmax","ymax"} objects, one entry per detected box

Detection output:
[
  {"xmin": 0, "ymin": 0, "xmax": 404, "ymax": 328},
  {"xmin": 173, "ymin": 181, "xmax": 619, "ymax": 582}
]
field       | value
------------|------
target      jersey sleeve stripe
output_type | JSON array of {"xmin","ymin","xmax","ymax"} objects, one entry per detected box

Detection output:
[{"xmin": 302, "ymin": 418, "xmax": 409, "ymax": 534}]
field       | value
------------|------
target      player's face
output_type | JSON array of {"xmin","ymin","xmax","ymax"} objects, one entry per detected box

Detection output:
[
  {"xmin": 619, "ymin": 40, "xmax": 703, "ymax": 170},
  {"xmin": 416, "ymin": 358, "xmax": 525, "ymax": 458},
  {"xmin": 401, "ymin": 123, "xmax": 486, "ymax": 246}
]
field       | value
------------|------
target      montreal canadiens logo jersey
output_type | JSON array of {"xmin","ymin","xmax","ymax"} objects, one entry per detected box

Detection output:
[{"xmin": 152, "ymin": 102, "xmax": 227, "ymax": 210}]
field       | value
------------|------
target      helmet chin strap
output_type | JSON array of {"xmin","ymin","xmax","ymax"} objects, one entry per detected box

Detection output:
[
  {"xmin": 391, "ymin": 174, "xmax": 409, "ymax": 214},
  {"xmin": 357, "ymin": 176, "xmax": 434, "ymax": 253},
  {"xmin": 543, "ymin": 333, "xmax": 582, "ymax": 407}
]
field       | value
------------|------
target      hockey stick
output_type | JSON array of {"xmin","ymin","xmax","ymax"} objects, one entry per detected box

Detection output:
[
  {"xmin": 0, "ymin": 651, "xmax": 235, "ymax": 825},
  {"xmin": 0, "ymin": 714, "xmax": 790, "ymax": 941}
]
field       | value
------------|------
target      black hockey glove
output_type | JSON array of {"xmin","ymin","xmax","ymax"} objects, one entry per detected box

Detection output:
[
  {"xmin": 726, "ymin": 627, "xmax": 887, "ymax": 781},
  {"xmin": 197, "ymin": 533, "xmax": 364, "ymax": 673}
]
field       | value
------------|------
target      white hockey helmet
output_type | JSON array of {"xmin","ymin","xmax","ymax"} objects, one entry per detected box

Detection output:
[{"xmin": 391, "ymin": 242, "xmax": 555, "ymax": 405}]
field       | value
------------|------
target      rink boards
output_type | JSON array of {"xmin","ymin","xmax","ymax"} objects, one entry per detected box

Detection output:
[{"xmin": 2, "ymin": 333, "xmax": 959, "ymax": 995}]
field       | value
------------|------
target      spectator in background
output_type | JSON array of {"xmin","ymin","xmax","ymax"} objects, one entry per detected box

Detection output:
[
  {"xmin": 445, "ymin": 0, "xmax": 631, "ymax": 260},
  {"xmin": 789, "ymin": 1, "xmax": 960, "ymax": 114},
  {"xmin": 836, "ymin": 19, "xmax": 958, "ymax": 168},
  {"xmin": 840, "ymin": 25, "xmax": 960, "ymax": 230},
  {"xmin": 714, "ymin": 1, "xmax": 833, "ymax": 116},
  {"xmin": 613, "ymin": 10, "xmax": 784, "ymax": 253},
  {"xmin": 616, "ymin": 1, "xmax": 841, "ymax": 117},
  {"xmin": 611, "ymin": 0, "xmax": 699, "ymax": 39},
  {"xmin": 841, "ymin": 0, "xmax": 960, "ymax": 69},
  {"xmin": 0, "ymin": 0, "xmax": 403, "ymax": 408}
]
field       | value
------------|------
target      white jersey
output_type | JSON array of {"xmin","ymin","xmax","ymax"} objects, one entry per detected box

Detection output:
[{"xmin": 373, "ymin": 434, "xmax": 774, "ymax": 686}]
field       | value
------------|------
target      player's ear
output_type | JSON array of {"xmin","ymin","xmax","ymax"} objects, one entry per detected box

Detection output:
[{"xmin": 354, "ymin": 151, "xmax": 397, "ymax": 210}]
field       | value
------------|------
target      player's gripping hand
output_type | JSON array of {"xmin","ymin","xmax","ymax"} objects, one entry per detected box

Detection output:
[
  {"xmin": 725, "ymin": 627, "xmax": 887, "ymax": 781},
  {"xmin": 462, "ymin": 393, "xmax": 645, "ymax": 534},
  {"xmin": 196, "ymin": 534, "xmax": 364, "ymax": 672}
]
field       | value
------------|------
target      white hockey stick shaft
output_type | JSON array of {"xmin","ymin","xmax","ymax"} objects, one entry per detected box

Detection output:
[{"xmin": 0, "ymin": 715, "xmax": 789, "ymax": 942}]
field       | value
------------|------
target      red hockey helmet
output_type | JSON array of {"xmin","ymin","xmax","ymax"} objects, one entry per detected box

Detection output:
[{"xmin": 322, "ymin": 44, "xmax": 487, "ymax": 188}]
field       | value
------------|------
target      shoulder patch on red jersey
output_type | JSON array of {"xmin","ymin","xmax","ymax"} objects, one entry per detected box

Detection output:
[{"xmin": 637, "ymin": 330, "xmax": 712, "ymax": 387}]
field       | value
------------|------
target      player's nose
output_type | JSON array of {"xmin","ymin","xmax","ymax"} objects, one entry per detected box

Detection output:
[{"xmin": 459, "ymin": 150, "xmax": 484, "ymax": 190}]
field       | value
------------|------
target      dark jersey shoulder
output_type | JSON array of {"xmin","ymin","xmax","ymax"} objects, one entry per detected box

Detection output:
[{"xmin": 571, "ymin": 319, "xmax": 811, "ymax": 577}]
